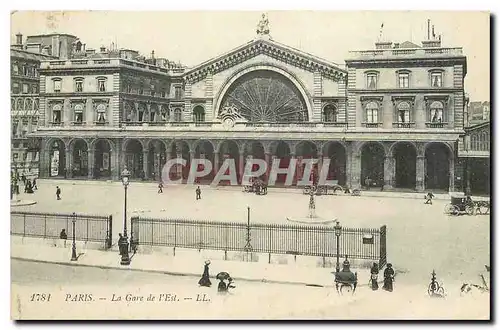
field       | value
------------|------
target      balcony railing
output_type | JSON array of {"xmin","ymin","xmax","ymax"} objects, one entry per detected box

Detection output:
[
  {"xmin": 392, "ymin": 122, "xmax": 415, "ymax": 128},
  {"xmin": 322, "ymin": 122, "xmax": 348, "ymax": 128},
  {"xmin": 363, "ymin": 122, "xmax": 382, "ymax": 128},
  {"xmin": 425, "ymin": 122, "xmax": 447, "ymax": 128},
  {"xmin": 349, "ymin": 47, "xmax": 463, "ymax": 59},
  {"xmin": 49, "ymin": 121, "xmax": 63, "ymax": 126},
  {"xmin": 70, "ymin": 121, "xmax": 86, "ymax": 126}
]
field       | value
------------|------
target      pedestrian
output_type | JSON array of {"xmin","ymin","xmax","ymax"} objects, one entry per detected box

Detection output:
[
  {"xmin": 158, "ymin": 182, "xmax": 163, "ymax": 194},
  {"xmin": 383, "ymin": 263, "xmax": 395, "ymax": 292},
  {"xmin": 21, "ymin": 174, "xmax": 26, "ymax": 184},
  {"xmin": 425, "ymin": 192, "xmax": 434, "ymax": 205},
  {"xmin": 198, "ymin": 260, "xmax": 212, "ymax": 287},
  {"xmin": 56, "ymin": 186, "xmax": 61, "ymax": 200},
  {"xmin": 217, "ymin": 279, "xmax": 228, "ymax": 293},
  {"xmin": 370, "ymin": 262, "xmax": 379, "ymax": 291},
  {"xmin": 32, "ymin": 178, "xmax": 37, "ymax": 190},
  {"xmin": 59, "ymin": 229, "xmax": 67, "ymax": 240},
  {"xmin": 118, "ymin": 233, "xmax": 127, "ymax": 256},
  {"xmin": 196, "ymin": 186, "xmax": 201, "ymax": 200}
]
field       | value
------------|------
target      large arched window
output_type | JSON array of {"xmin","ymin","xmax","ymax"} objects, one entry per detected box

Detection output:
[
  {"xmin": 397, "ymin": 101, "xmax": 411, "ymax": 123},
  {"xmin": 323, "ymin": 104, "xmax": 338, "ymax": 122},
  {"xmin": 429, "ymin": 101, "xmax": 444, "ymax": 123},
  {"xmin": 365, "ymin": 101, "xmax": 379, "ymax": 123},
  {"xmin": 219, "ymin": 70, "xmax": 307, "ymax": 122}
]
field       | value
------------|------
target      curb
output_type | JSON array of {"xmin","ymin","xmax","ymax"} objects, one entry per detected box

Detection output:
[{"xmin": 12, "ymin": 256, "xmax": 372, "ymax": 289}]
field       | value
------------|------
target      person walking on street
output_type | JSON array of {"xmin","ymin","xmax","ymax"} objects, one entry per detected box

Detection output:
[
  {"xmin": 56, "ymin": 186, "xmax": 61, "ymax": 200},
  {"xmin": 425, "ymin": 192, "xmax": 434, "ymax": 205},
  {"xmin": 198, "ymin": 260, "xmax": 212, "ymax": 287},
  {"xmin": 370, "ymin": 263, "xmax": 379, "ymax": 291},
  {"xmin": 196, "ymin": 186, "xmax": 201, "ymax": 200},
  {"xmin": 158, "ymin": 182, "xmax": 163, "ymax": 194},
  {"xmin": 59, "ymin": 229, "xmax": 67, "ymax": 239},
  {"xmin": 32, "ymin": 178, "xmax": 37, "ymax": 190},
  {"xmin": 383, "ymin": 263, "xmax": 395, "ymax": 292}
]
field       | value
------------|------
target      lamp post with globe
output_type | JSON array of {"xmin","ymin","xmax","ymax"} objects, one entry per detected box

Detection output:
[{"xmin": 120, "ymin": 167, "xmax": 131, "ymax": 265}]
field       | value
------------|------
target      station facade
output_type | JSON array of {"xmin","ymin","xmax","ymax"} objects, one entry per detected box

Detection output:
[{"xmin": 31, "ymin": 21, "xmax": 470, "ymax": 192}]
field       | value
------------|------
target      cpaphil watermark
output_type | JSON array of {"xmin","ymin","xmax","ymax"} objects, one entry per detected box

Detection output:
[{"xmin": 161, "ymin": 158, "xmax": 340, "ymax": 187}]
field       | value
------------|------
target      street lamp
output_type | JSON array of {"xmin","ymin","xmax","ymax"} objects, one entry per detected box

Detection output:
[
  {"xmin": 71, "ymin": 212, "xmax": 78, "ymax": 261},
  {"xmin": 120, "ymin": 167, "xmax": 131, "ymax": 265},
  {"xmin": 334, "ymin": 220, "xmax": 342, "ymax": 273}
]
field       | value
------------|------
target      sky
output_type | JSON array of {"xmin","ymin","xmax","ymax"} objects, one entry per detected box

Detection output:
[{"xmin": 10, "ymin": 10, "xmax": 490, "ymax": 101}]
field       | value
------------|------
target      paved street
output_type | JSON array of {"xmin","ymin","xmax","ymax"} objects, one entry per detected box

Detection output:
[
  {"xmin": 11, "ymin": 260, "xmax": 489, "ymax": 319},
  {"xmin": 13, "ymin": 180, "xmax": 490, "ymax": 283}
]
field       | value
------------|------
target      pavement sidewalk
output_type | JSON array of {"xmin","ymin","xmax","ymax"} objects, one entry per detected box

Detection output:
[
  {"xmin": 35, "ymin": 178, "xmax": 478, "ymax": 200},
  {"xmin": 11, "ymin": 241, "xmax": 375, "ymax": 288}
]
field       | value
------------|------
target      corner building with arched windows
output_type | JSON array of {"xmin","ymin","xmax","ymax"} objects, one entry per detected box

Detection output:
[{"xmin": 33, "ymin": 28, "xmax": 468, "ymax": 192}]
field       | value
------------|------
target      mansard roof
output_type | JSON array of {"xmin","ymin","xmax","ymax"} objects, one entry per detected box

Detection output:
[
  {"xmin": 184, "ymin": 38, "xmax": 347, "ymax": 84},
  {"xmin": 10, "ymin": 47, "xmax": 57, "ymax": 62}
]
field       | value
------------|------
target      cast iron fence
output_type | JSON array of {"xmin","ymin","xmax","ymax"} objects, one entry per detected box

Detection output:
[
  {"xmin": 131, "ymin": 217, "xmax": 387, "ymax": 267},
  {"xmin": 11, "ymin": 211, "xmax": 113, "ymax": 249}
]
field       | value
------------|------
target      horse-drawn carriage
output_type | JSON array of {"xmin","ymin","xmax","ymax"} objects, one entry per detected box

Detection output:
[
  {"xmin": 243, "ymin": 178, "xmax": 268, "ymax": 195},
  {"xmin": 302, "ymin": 183, "xmax": 361, "ymax": 196},
  {"xmin": 444, "ymin": 195, "xmax": 490, "ymax": 216},
  {"xmin": 303, "ymin": 184, "xmax": 344, "ymax": 196}
]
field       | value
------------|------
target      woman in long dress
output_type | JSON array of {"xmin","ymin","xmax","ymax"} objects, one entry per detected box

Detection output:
[
  {"xmin": 198, "ymin": 260, "xmax": 212, "ymax": 287},
  {"xmin": 383, "ymin": 263, "xmax": 395, "ymax": 292}
]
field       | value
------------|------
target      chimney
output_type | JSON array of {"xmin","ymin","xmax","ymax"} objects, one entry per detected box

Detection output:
[
  {"xmin": 151, "ymin": 50, "xmax": 155, "ymax": 59},
  {"xmin": 15, "ymin": 33, "xmax": 23, "ymax": 45},
  {"xmin": 427, "ymin": 19, "xmax": 430, "ymax": 40}
]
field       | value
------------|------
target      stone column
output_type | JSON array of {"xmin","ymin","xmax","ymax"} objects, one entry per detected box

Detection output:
[
  {"xmin": 111, "ymin": 147, "xmax": 119, "ymax": 181},
  {"xmin": 65, "ymin": 147, "xmax": 71, "ymax": 178},
  {"xmin": 189, "ymin": 150, "xmax": 196, "ymax": 179},
  {"xmin": 238, "ymin": 151, "xmax": 245, "ymax": 184},
  {"xmin": 416, "ymin": 155, "xmax": 425, "ymax": 192},
  {"xmin": 465, "ymin": 158, "xmax": 471, "ymax": 195},
  {"xmin": 317, "ymin": 152, "xmax": 323, "ymax": 183},
  {"xmin": 449, "ymin": 156, "xmax": 455, "ymax": 192},
  {"xmin": 142, "ymin": 150, "xmax": 149, "ymax": 180},
  {"xmin": 351, "ymin": 153, "xmax": 361, "ymax": 189},
  {"xmin": 383, "ymin": 156, "xmax": 394, "ymax": 190},
  {"xmin": 213, "ymin": 152, "xmax": 219, "ymax": 176},
  {"xmin": 88, "ymin": 148, "xmax": 95, "ymax": 179},
  {"xmin": 290, "ymin": 152, "xmax": 297, "ymax": 186},
  {"xmin": 264, "ymin": 152, "xmax": 271, "ymax": 182}
]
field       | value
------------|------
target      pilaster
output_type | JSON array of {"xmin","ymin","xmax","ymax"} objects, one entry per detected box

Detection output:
[
  {"xmin": 205, "ymin": 72, "xmax": 214, "ymax": 120},
  {"xmin": 312, "ymin": 71, "xmax": 322, "ymax": 122},
  {"xmin": 383, "ymin": 156, "xmax": 395, "ymax": 190},
  {"xmin": 416, "ymin": 155, "xmax": 425, "ymax": 192},
  {"xmin": 88, "ymin": 148, "xmax": 95, "ymax": 179}
]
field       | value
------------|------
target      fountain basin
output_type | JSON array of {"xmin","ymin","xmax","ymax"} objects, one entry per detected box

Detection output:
[{"xmin": 286, "ymin": 216, "xmax": 337, "ymax": 225}]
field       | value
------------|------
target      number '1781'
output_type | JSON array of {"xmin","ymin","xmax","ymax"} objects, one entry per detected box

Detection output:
[{"xmin": 30, "ymin": 293, "xmax": 51, "ymax": 302}]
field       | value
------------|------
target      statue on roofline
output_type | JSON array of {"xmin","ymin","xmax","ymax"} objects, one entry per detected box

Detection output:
[{"xmin": 256, "ymin": 13, "xmax": 270, "ymax": 36}]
